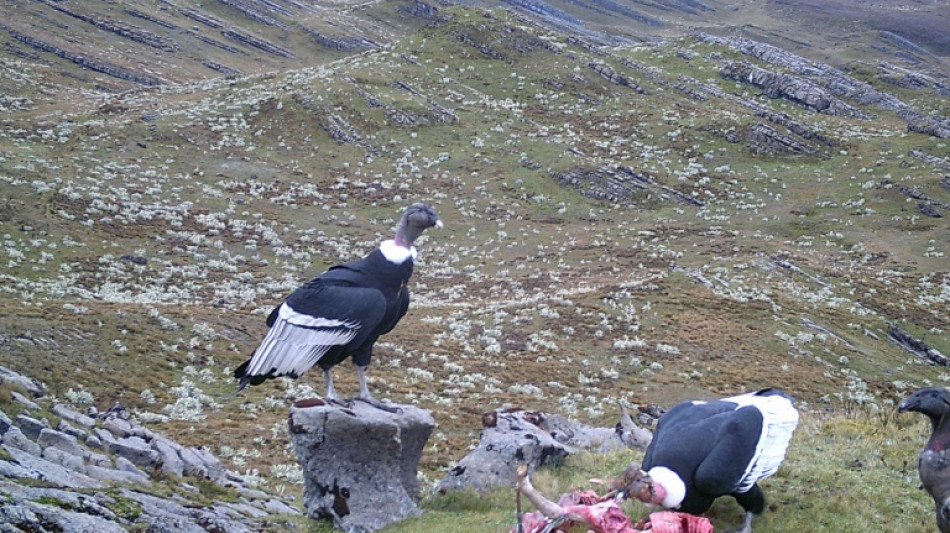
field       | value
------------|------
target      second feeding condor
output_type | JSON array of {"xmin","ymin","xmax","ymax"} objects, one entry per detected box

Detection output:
[
  {"xmin": 611, "ymin": 388, "xmax": 799, "ymax": 533},
  {"xmin": 234, "ymin": 203, "xmax": 442, "ymax": 410}
]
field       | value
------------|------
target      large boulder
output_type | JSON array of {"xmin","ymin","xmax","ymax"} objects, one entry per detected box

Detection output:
[
  {"xmin": 436, "ymin": 405, "xmax": 652, "ymax": 494},
  {"xmin": 288, "ymin": 399, "xmax": 434, "ymax": 533}
]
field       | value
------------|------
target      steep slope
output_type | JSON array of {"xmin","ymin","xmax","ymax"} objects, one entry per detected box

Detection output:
[{"xmin": 0, "ymin": 0, "xmax": 441, "ymax": 98}]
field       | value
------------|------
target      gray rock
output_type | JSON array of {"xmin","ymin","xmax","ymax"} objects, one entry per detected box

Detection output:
[
  {"xmin": 85, "ymin": 464, "xmax": 152, "ymax": 486},
  {"xmin": 56, "ymin": 419, "xmax": 88, "ymax": 440},
  {"xmin": 223, "ymin": 501, "xmax": 268, "ymax": 518},
  {"xmin": 10, "ymin": 392, "xmax": 39, "ymax": 410},
  {"xmin": 94, "ymin": 428, "xmax": 116, "ymax": 447},
  {"xmin": 179, "ymin": 447, "xmax": 210, "ymax": 479},
  {"xmin": 85, "ymin": 434, "xmax": 103, "ymax": 449},
  {"xmin": 37, "ymin": 428, "xmax": 85, "ymax": 458},
  {"xmin": 108, "ymin": 436, "xmax": 159, "ymax": 469},
  {"xmin": 3, "ymin": 427, "xmax": 42, "ymax": 456},
  {"xmin": 85, "ymin": 450, "xmax": 112, "ymax": 468},
  {"xmin": 151, "ymin": 436, "xmax": 184, "ymax": 477},
  {"xmin": 142, "ymin": 516, "xmax": 208, "ymax": 533},
  {"xmin": 238, "ymin": 487, "xmax": 269, "ymax": 500},
  {"xmin": 263, "ymin": 498, "xmax": 301, "ymax": 515},
  {"xmin": 41, "ymin": 447, "xmax": 86, "ymax": 474},
  {"xmin": 2, "ymin": 444, "xmax": 105, "ymax": 489},
  {"xmin": 0, "ymin": 410, "xmax": 14, "ymax": 435},
  {"xmin": 435, "ymin": 409, "xmax": 573, "ymax": 494},
  {"xmin": 289, "ymin": 400, "xmax": 434, "ymax": 533},
  {"xmin": 1, "ymin": 498, "xmax": 127, "ymax": 533},
  {"xmin": 0, "ymin": 502, "xmax": 40, "ymax": 528},
  {"xmin": 15, "ymin": 414, "xmax": 48, "ymax": 440},
  {"xmin": 115, "ymin": 456, "xmax": 151, "ymax": 479},
  {"xmin": 52, "ymin": 404, "xmax": 96, "ymax": 428},
  {"xmin": 0, "ymin": 365, "xmax": 47, "ymax": 397},
  {"xmin": 101, "ymin": 417, "xmax": 133, "ymax": 439},
  {"xmin": 192, "ymin": 446, "xmax": 225, "ymax": 482},
  {"xmin": 436, "ymin": 406, "xmax": 651, "ymax": 494},
  {"xmin": 0, "ymin": 458, "xmax": 40, "ymax": 481},
  {"xmin": 179, "ymin": 446, "xmax": 224, "ymax": 482}
]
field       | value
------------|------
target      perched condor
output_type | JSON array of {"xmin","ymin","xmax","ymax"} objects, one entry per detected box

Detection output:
[
  {"xmin": 898, "ymin": 387, "xmax": 950, "ymax": 533},
  {"xmin": 612, "ymin": 388, "xmax": 799, "ymax": 533},
  {"xmin": 234, "ymin": 203, "xmax": 442, "ymax": 409}
]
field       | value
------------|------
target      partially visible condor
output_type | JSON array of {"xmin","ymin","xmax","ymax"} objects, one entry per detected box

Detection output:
[{"xmin": 899, "ymin": 387, "xmax": 950, "ymax": 533}]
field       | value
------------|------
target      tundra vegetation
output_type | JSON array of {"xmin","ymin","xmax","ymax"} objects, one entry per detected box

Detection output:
[{"xmin": 0, "ymin": 1, "xmax": 948, "ymax": 531}]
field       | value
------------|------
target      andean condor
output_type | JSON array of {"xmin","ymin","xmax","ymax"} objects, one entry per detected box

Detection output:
[
  {"xmin": 898, "ymin": 386, "xmax": 950, "ymax": 533},
  {"xmin": 612, "ymin": 388, "xmax": 799, "ymax": 533},
  {"xmin": 233, "ymin": 203, "xmax": 442, "ymax": 409}
]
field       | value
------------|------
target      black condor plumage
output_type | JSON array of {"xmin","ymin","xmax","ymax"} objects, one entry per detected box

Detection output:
[
  {"xmin": 898, "ymin": 387, "xmax": 950, "ymax": 533},
  {"xmin": 614, "ymin": 388, "xmax": 799, "ymax": 533},
  {"xmin": 234, "ymin": 203, "xmax": 441, "ymax": 408}
]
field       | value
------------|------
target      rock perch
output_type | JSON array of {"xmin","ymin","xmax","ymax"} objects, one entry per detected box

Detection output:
[{"xmin": 288, "ymin": 399, "xmax": 434, "ymax": 533}]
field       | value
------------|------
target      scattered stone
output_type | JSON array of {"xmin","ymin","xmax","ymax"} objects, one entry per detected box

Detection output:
[
  {"xmin": 108, "ymin": 436, "xmax": 159, "ymax": 469},
  {"xmin": 888, "ymin": 324, "xmax": 949, "ymax": 366},
  {"xmin": 0, "ymin": 371, "xmax": 301, "ymax": 531},
  {"xmin": 57, "ymin": 419, "xmax": 88, "ymax": 440},
  {"xmin": 3, "ymin": 427, "xmax": 42, "ymax": 456},
  {"xmin": 37, "ymin": 428, "xmax": 86, "ymax": 458},
  {"xmin": 15, "ymin": 415, "xmax": 47, "ymax": 441},
  {"xmin": 102, "ymin": 417, "xmax": 134, "ymax": 439},
  {"xmin": 0, "ymin": 410, "xmax": 12, "ymax": 434},
  {"xmin": 152, "ymin": 436, "xmax": 185, "ymax": 477},
  {"xmin": 2, "ymin": 444, "xmax": 105, "ymax": 489},
  {"xmin": 41, "ymin": 446, "xmax": 86, "ymax": 474},
  {"xmin": 94, "ymin": 428, "xmax": 117, "ymax": 447},
  {"xmin": 11, "ymin": 392, "xmax": 39, "ymax": 410},
  {"xmin": 0, "ymin": 366, "xmax": 47, "ymax": 397},
  {"xmin": 85, "ymin": 463, "xmax": 151, "ymax": 486},
  {"xmin": 53, "ymin": 404, "xmax": 96, "ymax": 428}
]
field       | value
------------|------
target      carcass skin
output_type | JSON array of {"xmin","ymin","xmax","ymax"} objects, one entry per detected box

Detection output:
[{"xmin": 514, "ymin": 466, "xmax": 714, "ymax": 533}]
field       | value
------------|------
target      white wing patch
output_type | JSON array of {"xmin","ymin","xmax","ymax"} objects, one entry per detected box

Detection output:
[
  {"xmin": 725, "ymin": 392, "xmax": 800, "ymax": 493},
  {"xmin": 245, "ymin": 303, "xmax": 360, "ymax": 378}
]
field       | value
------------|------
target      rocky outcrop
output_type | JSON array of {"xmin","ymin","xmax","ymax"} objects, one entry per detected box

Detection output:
[
  {"xmin": 5, "ymin": 28, "xmax": 162, "ymax": 86},
  {"xmin": 0, "ymin": 366, "xmax": 302, "ymax": 531},
  {"xmin": 288, "ymin": 399, "xmax": 434, "ymax": 533},
  {"xmin": 903, "ymin": 113, "xmax": 950, "ymax": 139},
  {"xmin": 35, "ymin": 0, "xmax": 180, "ymax": 52},
  {"xmin": 720, "ymin": 60, "xmax": 870, "ymax": 118},
  {"xmin": 222, "ymin": 29, "xmax": 294, "ymax": 58},
  {"xmin": 551, "ymin": 165, "xmax": 704, "ymax": 206},
  {"xmin": 910, "ymin": 150, "xmax": 950, "ymax": 171},
  {"xmin": 699, "ymin": 34, "xmax": 907, "ymax": 111},
  {"xmin": 436, "ymin": 407, "xmax": 651, "ymax": 494},
  {"xmin": 589, "ymin": 62, "xmax": 646, "ymax": 93},
  {"xmin": 746, "ymin": 123, "xmax": 818, "ymax": 156},
  {"xmin": 888, "ymin": 325, "xmax": 949, "ymax": 366}
]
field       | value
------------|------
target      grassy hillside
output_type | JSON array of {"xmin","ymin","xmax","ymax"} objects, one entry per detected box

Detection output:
[{"xmin": 1, "ymin": 4, "xmax": 949, "ymax": 532}]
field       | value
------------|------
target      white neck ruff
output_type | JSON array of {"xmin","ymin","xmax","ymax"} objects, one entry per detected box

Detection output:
[
  {"xmin": 380, "ymin": 239, "xmax": 417, "ymax": 264},
  {"xmin": 648, "ymin": 466, "xmax": 686, "ymax": 509}
]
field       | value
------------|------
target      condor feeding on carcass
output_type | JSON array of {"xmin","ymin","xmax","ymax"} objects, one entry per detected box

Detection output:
[
  {"xmin": 898, "ymin": 386, "xmax": 950, "ymax": 533},
  {"xmin": 234, "ymin": 203, "xmax": 441, "ymax": 409},
  {"xmin": 612, "ymin": 389, "xmax": 799, "ymax": 533}
]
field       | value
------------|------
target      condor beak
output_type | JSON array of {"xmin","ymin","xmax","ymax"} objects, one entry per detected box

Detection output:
[
  {"xmin": 898, "ymin": 396, "xmax": 917, "ymax": 413},
  {"xmin": 435, "ymin": 219, "xmax": 443, "ymax": 229}
]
